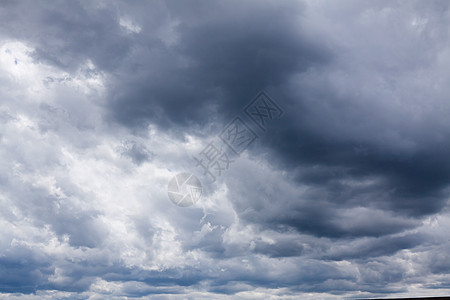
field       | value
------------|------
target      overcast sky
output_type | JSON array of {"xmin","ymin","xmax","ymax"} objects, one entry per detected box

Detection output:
[{"xmin": 1, "ymin": 0, "xmax": 450, "ymax": 299}]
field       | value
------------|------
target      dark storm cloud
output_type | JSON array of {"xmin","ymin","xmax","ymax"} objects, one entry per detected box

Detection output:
[
  {"xmin": 100, "ymin": 0, "xmax": 450, "ymax": 228},
  {"xmin": 261, "ymin": 113, "xmax": 450, "ymax": 217},
  {"xmin": 0, "ymin": 247, "xmax": 52, "ymax": 293},
  {"xmin": 106, "ymin": 0, "xmax": 331, "ymax": 133},
  {"xmin": 323, "ymin": 233, "xmax": 426, "ymax": 260},
  {"xmin": 2, "ymin": 0, "xmax": 450, "ymax": 298},
  {"xmin": 212, "ymin": 0, "xmax": 450, "ymax": 243},
  {"xmin": 3, "ymin": 0, "xmax": 329, "ymax": 132}
]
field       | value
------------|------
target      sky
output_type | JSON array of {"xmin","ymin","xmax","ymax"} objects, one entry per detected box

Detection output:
[{"xmin": 1, "ymin": 0, "xmax": 450, "ymax": 299}]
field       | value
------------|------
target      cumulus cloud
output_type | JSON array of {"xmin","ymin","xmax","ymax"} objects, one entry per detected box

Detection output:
[{"xmin": 1, "ymin": 0, "xmax": 450, "ymax": 299}]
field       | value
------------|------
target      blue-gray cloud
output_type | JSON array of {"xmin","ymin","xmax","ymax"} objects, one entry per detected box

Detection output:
[{"xmin": 1, "ymin": 0, "xmax": 450, "ymax": 299}]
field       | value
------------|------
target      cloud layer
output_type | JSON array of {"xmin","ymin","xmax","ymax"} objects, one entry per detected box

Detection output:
[{"xmin": 1, "ymin": 0, "xmax": 450, "ymax": 298}]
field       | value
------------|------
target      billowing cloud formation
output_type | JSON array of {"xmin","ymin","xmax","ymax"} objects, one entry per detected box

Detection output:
[{"xmin": 1, "ymin": 0, "xmax": 450, "ymax": 298}]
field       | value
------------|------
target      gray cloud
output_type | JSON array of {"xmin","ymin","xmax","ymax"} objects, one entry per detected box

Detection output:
[{"xmin": 1, "ymin": 0, "xmax": 450, "ymax": 299}]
